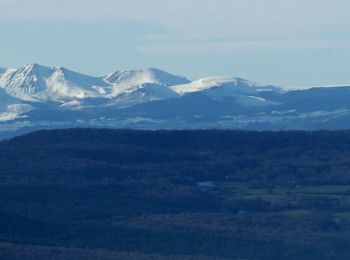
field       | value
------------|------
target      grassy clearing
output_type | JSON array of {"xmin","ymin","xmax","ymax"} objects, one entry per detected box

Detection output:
[
  {"xmin": 335, "ymin": 212, "xmax": 350, "ymax": 221},
  {"xmin": 215, "ymin": 181, "xmax": 350, "ymax": 197},
  {"xmin": 283, "ymin": 210, "xmax": 311, "ymax": 217},
  {"xmin": 295, "ymin": 185, "xmax": 350, "ymax": 194},
  {"xmin": 213, "ymin": 181, "xmax": 350, "ymax": 217}
]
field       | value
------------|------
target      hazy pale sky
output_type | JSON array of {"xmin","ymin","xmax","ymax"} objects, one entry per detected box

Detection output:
[{"xmin": 1, "ymin": 0, "xmax": 350, "ymax": 87}]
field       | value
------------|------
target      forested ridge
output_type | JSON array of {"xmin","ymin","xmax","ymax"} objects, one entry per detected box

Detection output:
[{"xmin": 2, "ymin": 129, "xmax": 350, "ymax": 259}]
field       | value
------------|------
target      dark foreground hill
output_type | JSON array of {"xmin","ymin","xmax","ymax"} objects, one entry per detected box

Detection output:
[{"xmin": 3, "ymin": 129, "xmax": 350, "ymax": 259}]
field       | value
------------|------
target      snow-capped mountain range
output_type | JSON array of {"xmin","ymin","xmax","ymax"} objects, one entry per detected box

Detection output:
[{"xmin": 1, "ymin": 63, "xmax": 350, "ymax": 139}]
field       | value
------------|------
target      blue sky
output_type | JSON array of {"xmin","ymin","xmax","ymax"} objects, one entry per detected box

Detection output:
[{"xmin": 1, "ymin": 0, "xmax": 350, "ymax": 87}]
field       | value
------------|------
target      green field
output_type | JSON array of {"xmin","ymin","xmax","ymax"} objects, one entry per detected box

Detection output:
[{"xmin": 213, "ymin": 181, "xmax": 350, "ymax": 220}]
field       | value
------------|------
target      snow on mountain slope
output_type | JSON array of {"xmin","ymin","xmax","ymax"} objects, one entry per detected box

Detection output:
[
  {"xmin": 0, "ymin": 88, "xmax": 20, "ymax": 109},
  {"xmin": 0, "ymin": 64, "xmax": 53, "ymax": 101},
  {"xmin": 0, "ymin": 64, "xmax": 108, "ymax": 102},
  {"xmin": 171, "ymin": 77, "xmax": 281, "ymax": 95},
  {"xmin": 0, "ymin": 65, "xmax": 189, "ymax": 107},
  {"xmin": 100, "ymin": 68, "xmax": 189, "ymax": 106},
  {"xmin": 105, "ymin": 68, "xmax": 190, "ymax": 86},
  {"xmin": 106, "ymin": 83, "xmax": 178, "ymax": 108},
  {"xmin": 170, "ymin": 77, "xmax": 282, "ymax": 106},
  {"xmin": 105, "ymin": 68, "xmax": 190, "ymax": 97},
  {"xmin": 47, "ymin": 66, "xmax": 110, "ymax": 98},
  {"xmin": 0, "ymin": 88, "xmax": 33, "ymax": 122}
]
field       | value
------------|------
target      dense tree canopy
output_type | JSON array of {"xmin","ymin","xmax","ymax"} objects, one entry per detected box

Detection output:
[{"xmin": 2, "ymin": 129, "xmax": 350, "ymax": 259}]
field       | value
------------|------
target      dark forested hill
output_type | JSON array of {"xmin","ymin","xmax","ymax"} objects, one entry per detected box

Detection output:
[{"xmin": 2, "ymin": 129, "xmax": 350, "ymax": 259}]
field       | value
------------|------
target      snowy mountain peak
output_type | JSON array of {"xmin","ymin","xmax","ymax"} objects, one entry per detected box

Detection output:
[
  {"xmin": 20, "ymin": 63, "xmax": 53, "ymax": 75},
  {"xmin": 0, "ymin": 64, "xmax": 107, "ymax": 102},
  {"xmin": 51, "ymin": 66, "xmax": 107, "ymax": 88},
  {"xmin": 104, "ymin": 68, "xmax": 190, "ymax": 87},
  {"xmin": 171, "ymin": 76, "xmax": 282, "ymax": 95},
  {"xmin": 0, "ymin": 64, "xmax": 53, "ymax": 101}
]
